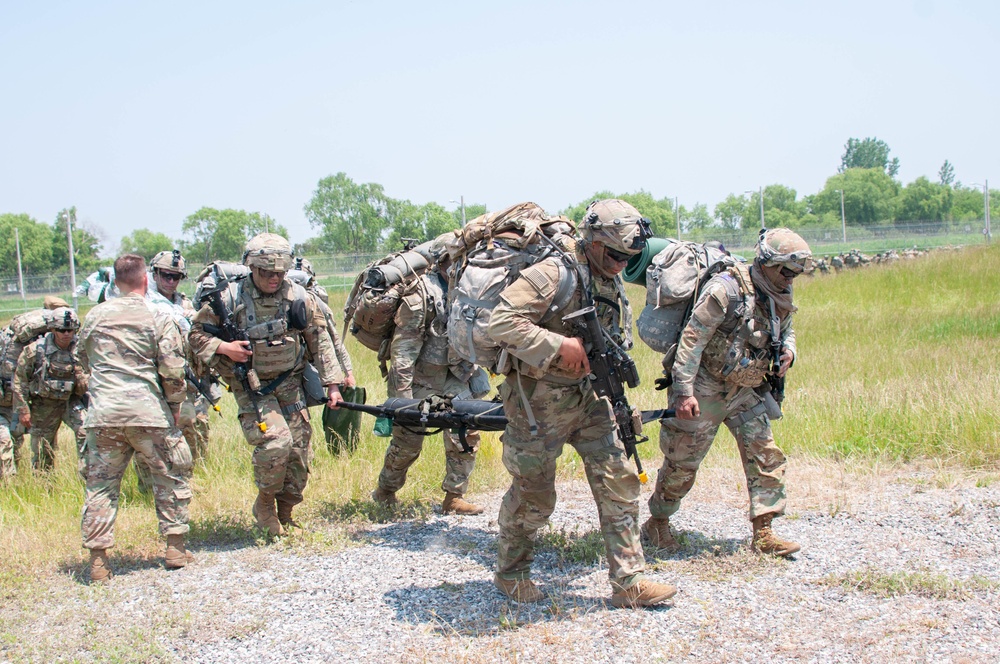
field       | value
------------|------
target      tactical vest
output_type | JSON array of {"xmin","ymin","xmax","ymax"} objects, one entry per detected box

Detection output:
[
  {"xmin": 413, "ymin": 271, "xmax": 451, "ymax": 366},
  {"xmin": 31, "ymin": 334, "xmax": 78, "ymax": 401},
  {"xmin": 699, "ymin": 264, "xmax": 773, "ymax": 388},
  {"xmin": 231, "ymin": 280, "xmax": 308, "ymax": 381}
]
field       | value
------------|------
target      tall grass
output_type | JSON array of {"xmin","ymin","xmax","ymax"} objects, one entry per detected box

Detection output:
[{"xmin": 1, "ymin": 246, "xmax": 997, "ymax": 589}]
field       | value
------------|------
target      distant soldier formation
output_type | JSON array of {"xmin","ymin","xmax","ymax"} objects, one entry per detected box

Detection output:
[{"xmin": 0, "ymin": 206, "xmax": 944, "ymax": 608}]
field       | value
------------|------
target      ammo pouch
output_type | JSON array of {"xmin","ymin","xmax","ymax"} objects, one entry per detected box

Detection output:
[
  {"xmin": 40, "ymin": 378, "xmax": 75, "ymax": 400},
  {"xmin": 760, "ymin": 387, "xmax": 783, "ymax": 420}
]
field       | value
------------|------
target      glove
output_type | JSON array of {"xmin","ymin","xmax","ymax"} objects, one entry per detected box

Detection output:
[{"xmin": 654, "ymin": 376, "xmax": 672, "ymax": 391}]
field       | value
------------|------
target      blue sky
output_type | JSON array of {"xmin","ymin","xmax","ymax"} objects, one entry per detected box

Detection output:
[{"xmin": 1, "ymin": 0, "xmax": 996, "ymax": 252}]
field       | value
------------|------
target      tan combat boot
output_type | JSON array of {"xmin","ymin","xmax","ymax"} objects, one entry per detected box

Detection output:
[
  {"xmin": 494, "ymin": 575, "xmax": 545, "ymax": 603},
  {"xmin": 610, "ymin": 578, "xmax": 678, "ymax": 609},
  {"xmin": 641, "ymin": 516, "xmax": 679, "ymax": 551},
  {"xmin": 441, "ymin": 492, "xmax": 484, "ymax": 515},
  {"xmin": 88, "ymin": 548, "xmax": 112, "ymax": 584},
  {"xmin": 252, "ymin": 491, "xmax": 285, "ymax": 537},
  {"xmin": 276, "ymin": 500, "xmax": 300, "ymax": 529},
  {"xmin": 751, "ymin": 514, "xmax": 800, "ymax": 557},
  {"xmin": 164, "ymin": 534, "xmax": 195, "ymax": 569},
  {"xmin": 370, "ymin": 487, "xmax": 397, "ymax": 506}
]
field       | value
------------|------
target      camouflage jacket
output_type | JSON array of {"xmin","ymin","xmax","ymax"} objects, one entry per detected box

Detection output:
[
  {"xmin": 13, "ymin": 333, "xmax": 87, "ymax": 415},
  {"xmin": 489, "ymin": 249, "xmax": 631, "ymax": 384},
  {"xmin": 388, "ymin": 270, "xmax": 450, "ymax": 397},
  {"xmin": 75, "ymin": 292, "xmax": 187, "ymax": 427},
  {"xmin": 671, "ymin": 266, "xmax": 797, "ymax": 398}
]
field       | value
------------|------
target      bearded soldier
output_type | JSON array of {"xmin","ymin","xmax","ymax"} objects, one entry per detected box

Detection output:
[
  {"xmin": 189, "ymin": 233, "xmax": 344, "ymax": 536},
  {"xmin": 488, "ymin": 199, "xmax": 677, "ymax": 608},
  {"xmin": 12, "ymin": 308, "xmax": 88, "ymax": 473},
  {"xmin": 644, "ymin": 228, "xmax": 812, "ymax": 557}
]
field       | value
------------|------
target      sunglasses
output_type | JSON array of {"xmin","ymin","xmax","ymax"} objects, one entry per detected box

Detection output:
[
  {"xmin": 605, "ymin": 247, "xmax": 632, "ymax": 263},
  {"xmin": 157, "ymin": 271, "xmax": 183, "ymax": 283},
  {"xmin": 779, "ymin": 266, "xmax": 803, "ymax": 279},
  {"xmin": 258, "ymin": 268, "xmax": 287, "ymax": 280}
]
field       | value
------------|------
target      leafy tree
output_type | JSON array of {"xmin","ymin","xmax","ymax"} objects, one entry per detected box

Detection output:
[
  {"xmin": 51, "ymin": 207, "xmax": 103, "ymax": 273},
  {"xmin": 304, "ymin": 172, "xmax": 391, "ymax": 253},
  {"xmin": 679, "ymin": 203, "xmax": 713, "ymax": 233},
  {"xmin": 119, "ymin": 229, "xmax": 177, "ymax": 261},
  {"xmin": 938, "ymin": 160, "xmax": 955, "ymax": 187},
  {"xmin": 0, "ymin": 213, "xmax": 54, "ymax": 276},
  {"xmin": 897, "ymin": 177, "xmax": 952, "ymax": 222},
  {"xmin": 840, "ymin": 137, "xmax": 900, "ymax": 177},
  {"xmin": 714, "ymin": 194, "xmax": 749, "ymax": 231},
  {"xmin": 181, "ymin": 207, "xmax": 286, "ymax": 264},
  {"xmin": 813, "ymin": 169, "xmax": 900, "ymax": 225}
]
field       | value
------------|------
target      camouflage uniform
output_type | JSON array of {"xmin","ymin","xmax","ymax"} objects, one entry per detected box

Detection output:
[
  {"xmin": 12, "ymin": 330, "xmax": 88, "ymax": 473},
  {"xmin": 189, "ymin": 235, "xmax": 342, "ymax": 523},
  {"xmin": 1, "ymin": 327, "xmax": 27, "ymax": 477},
  {"xmin": 488, "ymin": 243, "xmax": 649, "ymax": 591},
  {"xmin": 76, "ymin": 292, "xmax": 191, "ymax": 549},
  {"xmin": 375, "ymin": 268, "xmax": 480, "ymax": 497}
]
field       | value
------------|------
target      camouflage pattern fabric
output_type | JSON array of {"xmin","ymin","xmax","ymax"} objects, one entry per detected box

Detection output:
[
  {"xmin": 377, "ymin": 269, "xmax": 478, "ymax": 496},
  {"xmin": 23, "ymin": 396, "xmax": 87, "ymax": 473},
  {"xmin": 183, "ymin": 385, "xmax": 211, "ymax": 462},
  {"xmin": 81, "ymin": 425, "xmax": 192, "ymax": 549},
  {"xmin": 488, "ymin": 249, "xmax": 648, "ymax": 591},
  {"xmin": 0, "ymin": 405, "xmax": 19, "ymax": 478}
]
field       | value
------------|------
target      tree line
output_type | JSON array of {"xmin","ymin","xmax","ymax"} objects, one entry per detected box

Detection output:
[{"xmin": 2, "ymin": 137, "xmax": 996, "ymax": 275}]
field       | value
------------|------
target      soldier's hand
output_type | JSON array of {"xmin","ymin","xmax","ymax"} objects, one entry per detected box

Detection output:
[
  {"xmin": 343, "ymin": 372, "xmax": 356, "ymax": 388},
  {"xmin": 327, "ymin": 384, "xmax": 344, "ymax": 409},
  {"xmin": 19, "ymin": 412, "xmax": 31, "ymax": 429},
  {"xmin": 675, "ymin": 395, "xmax": 700, "ymax": 420},
  {"xmin": 219, "ymin": 340, "xmax": 253, "ymax": 362},
  {"xmin": 557, "ymin": 336, "xmax": 590, "ymax": 376},
  {"xmin": 778, "ymin": 349, "xmax": 794, "ymax": 377}
]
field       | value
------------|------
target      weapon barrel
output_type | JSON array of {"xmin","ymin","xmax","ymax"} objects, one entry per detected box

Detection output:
[{"xmin": 339, "ymin": 398, "xmax": 508, "ymax": 432}]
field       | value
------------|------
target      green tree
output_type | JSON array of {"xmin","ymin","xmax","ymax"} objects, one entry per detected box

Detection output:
[
  {"xmin": 181, "ymin": 208, "xmax": 286, "ymax": 264},
  {"xmin": 119, "ymin": 229, "xmax": 177, "ymax": 261},
  {"xmin": 679, "ymin": 203, "xmax": 713, "ymax": 233},
  {"xmin": 897, "ymin": 177, "xmax": 952, "ymax": 222},
  {"xmin": 51, "ymin": 207, "xmax": 103, "ymax": 273},
  {"xmin": 304, "ymin": 172, "xmax": 391, "ymax": 253},
  {"xmin": 938, "ymin": 160, "xmax": 955, "ymax": 187},
  {"xmin": 714, "ymin": 194, "xmax": 750, "ymax": 231},
  {"xmin": 0, "ymin": 213, "xmax": 54, "ymax": 276},
  {"xmin": 454, "ymin": 203, "xmax": 488, "ymax": 227},
  {"xmin": 840, "ymin": 137, "xmax": 900, "ymax": 177},
  {"xmin": 813, "ymin": 169, "xmax": 900, "ymax": 226}
]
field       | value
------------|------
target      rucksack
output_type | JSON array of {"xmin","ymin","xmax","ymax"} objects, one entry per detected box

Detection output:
[
  {"xmin": 447, "ymin": 203, "xmax": 578, "ymax": 373},
  {"xmin": 0, "ymin": 310, "xmax": 52, "ymax": 398},
  {"xmin": 636, "ymin": 240, "xmax": 738, "ymax": 372},
  {"xmin": 342, "ymin": 241, "xmax": 436, "ymax": 353}
]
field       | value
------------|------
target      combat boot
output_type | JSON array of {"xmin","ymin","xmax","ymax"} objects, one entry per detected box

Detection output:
[
  {"xmin": 252, "ymin": 491, "xmax": 285, "ymax": 537},
  {"xmin": 441, "ymin": 492, "xmax": 484, "ymax": 515},
  {"xmin": 641, "ymin": 516, "xmax": 679, "ymax": 552},
  {"xmin": 164, "ymin": 534, "xmax": 195, "ymax": 569},
  {"xmin": 610, "ymin": 578, "xmax": 677, "ymax": 609},
  {"xmin": 493, "ymin": 575, "xmax": 545, "ymax": 603},
  {"xmin": 88, "ymin": 548, "xmax": 112, "ymax": 584},
  {"xmin": 370, "ymin": 487, "xmax": 397, "ymax": 506},
  {"xmin": 751, "ymin": 514, "xmax": 800, "ymax": 557},
  {"xmin": 276, "ymin": 500, "xmax": 301, "ymax": 529}
]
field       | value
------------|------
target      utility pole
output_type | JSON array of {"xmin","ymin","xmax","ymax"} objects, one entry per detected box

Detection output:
[
  {"xmin": 65, "ymin": 209, "xmax": 79, "ymax": 311},
  {"xmin": 450, "ymin": 197, "xmax": 467, "ymax": 226},
  {"xmin": 835, "ymin": 189, "xmax": 847, "ymax": 244},
  {"xmin": 758, "ymin": 185, "xmax": 765, "ymax": 228},
  {"xmin": 675, "ymin": 196, "xmax": 680, "ymax": 239},
  {"xmin": 986, "ymin": 179, "xmax": 991, "ymax": 244},
  {"xmin": 15, "ymin": 228, "xmax": 26, "ymax": 310}
]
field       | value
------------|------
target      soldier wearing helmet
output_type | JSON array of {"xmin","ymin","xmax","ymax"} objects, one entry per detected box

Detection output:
[
  {"xmin": 149, "ymin": 250, "xmax": 192, "ymax": 310},
  {"xmin": 644, "ymin": 227, "xmax": 812, "ymax": 559},
  {"xmin": 486, "ymin": 199, "xmax": 677, "ymax": 608},
  {"xmin": 190, "ymin": 232, "xmax": 345, "ymax": 536},
  {"xmin": 12, "ymin": 307, "xmax": 88, "ymax": 473}
]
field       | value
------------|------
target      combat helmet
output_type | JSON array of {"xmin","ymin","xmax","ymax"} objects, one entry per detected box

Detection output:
[
  {"xmin": 579, "ymin": 199, "xmax": 652, "ymax": 257},
  {"xmin": 756, "ymin": 228, "xmax": 813, "ymax": 272},
  {"xmin": 243, "ymin": 233, "xmax": 293, "ymax": 271},
  {"xmin": 150, "ymin": 249, "xmax": 188, "ymax": 278},
  {"xmin": 48, "ymin": 307, "xmax": 80, "ymax": 331},
  {"xmin": 294, "ymin": 256, "xmax": 315, "ymax": 278}
]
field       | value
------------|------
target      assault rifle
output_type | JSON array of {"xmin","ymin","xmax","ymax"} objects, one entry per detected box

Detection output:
[
  {"xmin": 338, "ymin": 396, "xmax": 506, "ymax": 453},
  {"xmin": 198, "ymin": 264, "xmax": 267, "ymax": 432},
  {"xmin": 185, "ymin": 366, "xmax": 222, "ymax": 417},
  {"xmin": 765, "ymin": 297, "xmax": 786, "ymax": 410}
]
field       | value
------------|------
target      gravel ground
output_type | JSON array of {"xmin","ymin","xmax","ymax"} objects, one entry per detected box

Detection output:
[{"xmin": 9, "ymin": 464, "xmax": 1000, "ymax": 663}]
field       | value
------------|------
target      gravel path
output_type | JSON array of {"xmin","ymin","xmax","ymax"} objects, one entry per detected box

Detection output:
[{"xmin": 11, "ymin": 465, "xmax": 1000, "ymax": 663}]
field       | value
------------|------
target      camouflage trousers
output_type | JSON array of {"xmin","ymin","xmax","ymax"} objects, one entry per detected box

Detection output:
[
  {"xmin": 134, "ymin": 388, "xmax": 210, "ymax": 493},
  {"xmin": 377, "ymin": 363, "xmax": 479, "ymax": 497},
  {"xmin": 496, "ymin": 375, "xmax": 646, "ymax": 590},
  {"xmin": 81, "ymin": 425, "xmax": 192, "ymax": 550},
  {"xmin": 27, "ymin": 396, "xmax": 87, "ymax": 476},
  {"xmin": 235, "ymin": 382, "xmax": 312, "ymax": 506},
  {"xmin": 649, "ymin": 385, "xmax": 787, "ymax": 521},
  {"xmin": 0, "ymin": 404, "xmax": 24, "ymax": 479}
]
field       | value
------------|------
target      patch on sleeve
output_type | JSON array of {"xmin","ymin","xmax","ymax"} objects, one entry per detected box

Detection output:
[{"xmin": 520, "ymin": 264, "xmax": 556, "ymax": 298}]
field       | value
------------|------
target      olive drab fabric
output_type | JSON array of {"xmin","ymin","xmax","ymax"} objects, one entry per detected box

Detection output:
[{"xmin": 322, "ymin": 385, "xmax": 366, "ymax": 455}]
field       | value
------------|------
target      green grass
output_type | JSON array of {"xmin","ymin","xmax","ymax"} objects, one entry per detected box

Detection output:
[{"xmin": 823, "ymin": 567, "xmax": 1000, "ymax": 600}]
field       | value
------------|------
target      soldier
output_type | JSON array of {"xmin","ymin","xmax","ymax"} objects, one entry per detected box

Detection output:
[
  {"xmin": 369, "ymin": 253, "xmax": 485, "ymax": 515},
  {"xmin": 487, "ymin": 199, "xmax": 677, "ymax": 608},
  {"xmin": 76, "ymin": 254, "xmax": 194, "ymax": 582},
  {"xmin": 291, "ymin": 257, "xmax": 356, "ymax": 389},
  {"xmin": 644, "ymin": 228, "xmax": 811, "ymax": 558},
  {"xmin": 189, "ymin": 233, "xmax": 344, "ymax": 536},
  {"xmin": 12, "ymin": 307, "xmax": 88, "ymax": 473}
]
